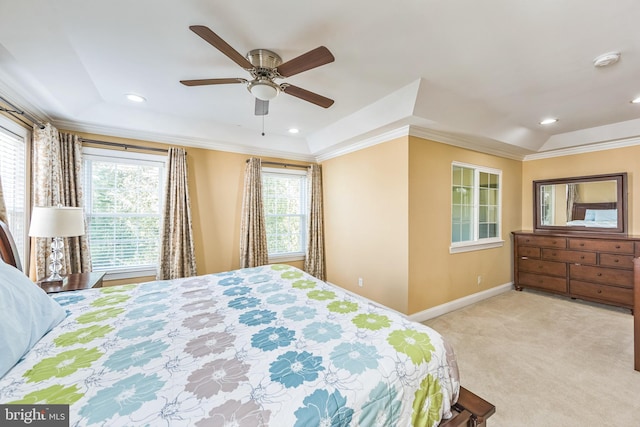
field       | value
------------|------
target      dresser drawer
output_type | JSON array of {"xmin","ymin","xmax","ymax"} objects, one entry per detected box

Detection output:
[
  {"xmin": 568, "ymin": 238, "xmax": 634, "ymax": 254},
  {"xmin": 541, "ymin": 248, "xmax": 596, "ymax": 264},
  {"xmin": 517, "ymin": 235, "xmax": 566, "ymax": 248},
  {"xmin": 570, "ymin": 280, "xmax": 633, "ymax": 307},
  {"xmin": 518, "ymin": 258, "xmax": 566, "ymax": 276},
  {"xmin": 599, "ymin": 253, "xmax": 635, "ymax": 269},
  {"xmin": 518, "ymin": 272, "xmax": 567, "ymax": 293},
  {"xmin": 518, "ymin": 246, "xmax": 541, "ymax": 258},
  {"xmin": 569, "ymin": 264, "xmax": 633, "ymax": 288}
]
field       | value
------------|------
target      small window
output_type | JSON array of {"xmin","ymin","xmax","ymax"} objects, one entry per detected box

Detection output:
[
  {"xmin": 451, "ymin": 162, "xmax": 503, "ymax": 253},
  {"xmin": 0, "ymin": 117, "xmax": 28, "ymax": 265},
  {"xmin": 262, "ymin": 167, "xmax": 307, "ymax": 262},
  {"xmin": 83, "ymin": 148, "xmax": 166, "ymax": 279}
]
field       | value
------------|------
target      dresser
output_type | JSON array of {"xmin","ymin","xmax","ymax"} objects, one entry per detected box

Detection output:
[{"xmin": 512, "ymin": 231, "xmax": 640, "ymax": 312}]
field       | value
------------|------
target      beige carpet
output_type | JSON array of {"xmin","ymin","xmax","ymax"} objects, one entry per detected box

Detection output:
[{"xmin": 424, "ymin": 289, "xmax": 640, "ymax": 427}]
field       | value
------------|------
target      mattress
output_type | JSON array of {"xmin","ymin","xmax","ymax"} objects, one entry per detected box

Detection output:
[{"xmin": 0, "ymin": 265, "xmax": 460, "ymax": 426}]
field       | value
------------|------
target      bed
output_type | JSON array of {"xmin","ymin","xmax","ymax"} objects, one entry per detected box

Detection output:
[
  {"xmin": 0, "ymin": 227, "xmax": 493, "ymax": 426},
  {"xmin": 566, "ymin": 202, "xmax": 618, "ymax": 228}
]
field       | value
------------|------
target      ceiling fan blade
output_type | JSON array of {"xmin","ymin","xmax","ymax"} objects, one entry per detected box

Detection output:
[
  {"xmin": 255, "ymin": 99, "xmax": 269, "ymax": 116},
  {"xmin": 281, "ymin": 84, "xmax": 334, "ymax": 108},
  {"xmin": 189, "ymin": 25, "xmax": 253, "ymax": 70},
  {"xmin": 277, "ymin": 46, "xmax": 335, "ymax": 77},
  {"xmin": 180, "ymin": 78, "xmax": 247, "ymax": 86}
]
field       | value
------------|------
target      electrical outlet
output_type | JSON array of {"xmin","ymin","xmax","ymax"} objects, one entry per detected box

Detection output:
[
  {"xmin": 358, "ymin": 277, "xmax": 363, "ymax": 287},
  {"xmin": 477, "ymin": 275, "xmax": 482, "ymax": 286}
]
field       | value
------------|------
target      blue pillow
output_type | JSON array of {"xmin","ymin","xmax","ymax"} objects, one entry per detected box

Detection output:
[
  {"xmin": 584, "ymin": 209, "xmax": 596, "ymax": 221},
  {"xmin": 594, "ymin": 209, "xmax": 617, "ymax": 222},
  {"xmin": 0, "ymin": 260, "xmax": 66, "ymax": 378}
]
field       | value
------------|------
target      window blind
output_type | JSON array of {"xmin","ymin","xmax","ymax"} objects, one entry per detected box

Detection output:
[{"xmin": 0, "ymin": 123, "xmax": 26, "ymax": 263}]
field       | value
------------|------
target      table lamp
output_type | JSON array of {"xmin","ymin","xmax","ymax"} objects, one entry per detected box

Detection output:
[{"xmin": 28, "ymin": 206, "xmax": 85, "ymax": 284}]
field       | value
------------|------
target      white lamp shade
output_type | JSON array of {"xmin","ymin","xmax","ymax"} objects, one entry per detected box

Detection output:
[
  {"xmin": 28, "ymin": 206, "xmax": 86, "ymax": 238},
  {"xmin": 249, "ymin": 81, "xmax": 279, "ymax": 101}
]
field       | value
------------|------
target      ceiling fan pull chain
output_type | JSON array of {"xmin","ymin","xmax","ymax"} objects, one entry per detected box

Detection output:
[{"xmin": 262, "ymin": 114, "xmax": 265, "ymax": 136}]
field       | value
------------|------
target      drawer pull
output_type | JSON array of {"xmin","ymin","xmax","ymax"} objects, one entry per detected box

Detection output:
[
  {"xmin": 614, "ymin": 259, "xmax": 619, "ymax": 263},
  {"xmin": 579, "ymin": 243, "xmax": 585, "ymax": 246},
  {"xmin": 521, "ymin": 256, "xmax": 528, "ymax": 260},
  {"xmin": 551, "ymin": 252, "xmax": 556, "ymax": 256},
  {"xmin": 580, "ymin": 255, "xmax": 585, "ymax": 259},
  {"xmin": 615, "ymin": 245, "xmax": 621, "ymax": 249},
  {"xmin": 597, "ymin": 273, "xmax": 603, "ymax": 276},
  {"xmin": 597, "ymin": 289, "xmax": 602, "ymax": 294}
]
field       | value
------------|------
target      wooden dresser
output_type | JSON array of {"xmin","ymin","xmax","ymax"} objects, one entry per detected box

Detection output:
[{"xmin": 512, "ymin": 231, "xmax": 640, "ymax": 311}]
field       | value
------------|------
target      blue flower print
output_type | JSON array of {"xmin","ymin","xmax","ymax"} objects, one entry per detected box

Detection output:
[
  {"xmin": 78, "ymin": 373, "xmax": 165, "ymax": 424},
  {"xmin": 239, "ymin": 309, "xmax": 277, "ymax": 326},
  {"xmin": 257, "ymin": 282, "xmax": 283, "ymax": 293},
  {"xmin": 248, "ymin": 274, "xmax": 270, "ymax": 284},
  {"xmin": 117, "ymin": 319, "xmax": 167, "ymax": 340},
  {"xmin": 223, "ymin": 286, "xmax": 251, "ymax": 297},
  {"xmin": 269, "ymin": 351, "xmax": 324, "ymax": 388},
  {"xmin": 218, "ymin": 276, "xmax": 243, "ymax": 287},
  {"xmin": 52, "ymin": 293, "xmax": 85, "ymax": 307},
  {"xmin": 125, "ymin": 304, "xmax": 168, "ymax": 320},
  {"xmin": 303, "ymin": 322, "xmax": 342, "ymax": 343},
  {"xmin": 134, "ymin": 292, "xmax": 170, "ymax": 304},
  {"xmin": 251, "ymin": 327, "xmax": 296, "ymax": 351},
  {"xmin": 294, "ymin": 389, "xmax": 354, "ymax": 427},
  {"xmin": 104, "ymin": 339, "xmax": 169, "ymax": 371},
  {"xmin": 228, "ymin": 296, "xmax": 261, "ymax": 310},
  {"xmin": 266, "ymin": 293, "xmax": 296, "ymax": 305},
  {"xmin": 358, "ymin": 382, "xmax": 401, "ymax": 426},
  {"xmin": 330, "ymin": 342, "xmax": 379, "ymax": 374},
  {"xmin": 283, "ymin": 306, "xmax": 316, "ymax": 321}
]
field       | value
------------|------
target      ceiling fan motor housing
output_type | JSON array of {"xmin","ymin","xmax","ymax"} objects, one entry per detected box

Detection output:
[{"xmin": 246, "ymin": 49, "xmax": 282, "ymax": 69}]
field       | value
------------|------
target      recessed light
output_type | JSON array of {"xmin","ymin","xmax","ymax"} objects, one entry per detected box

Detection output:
[
  {"xmin": 539, "ymin": 118, "xmax": 558, "ymax": 125},
  {"xmin": 631, "ymin": 96, "xmax": 640, "ymax": 104},
  {"xmin": 288, "ymin": 128, "xmax": 299, "ymax": 134},
  {"xmin": 593, "ymin": 51, "xmax": 621, "ymax": 68},
  {"xmin": 125, "ymin": 93, "xmax": 146, "ymax": 103}
]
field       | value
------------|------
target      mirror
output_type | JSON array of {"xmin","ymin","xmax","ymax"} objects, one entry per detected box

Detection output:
[{"xmin": 533, "ymin": 173, "xmax": 627, "ymax": 234}]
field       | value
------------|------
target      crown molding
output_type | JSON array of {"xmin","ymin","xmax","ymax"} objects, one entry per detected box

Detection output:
[
  {"xmin": 53, "ymin": 119, "xmax": 317, "ymax": 163},
  {"xmin": 314, "ymin": 126, "xmax": 411, "ymax": 162},
  {"xmin": 523, "ymin": 136, "xmax": 640, "ymax": 160}
]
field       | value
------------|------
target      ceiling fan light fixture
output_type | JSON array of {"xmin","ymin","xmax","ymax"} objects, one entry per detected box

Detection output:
[
  {"xmin": 631, "ymin": 96, "xmax": 640, "ymax": 104},
  {"xmin": 248, "ymin": 80, "xmax": 280, "ymax": 101},
  {"xmin": 593, "ymin": 51, "xmax": 621, "ymax": 68}
]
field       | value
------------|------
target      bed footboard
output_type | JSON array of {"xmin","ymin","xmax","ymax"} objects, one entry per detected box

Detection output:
[{"xmin": 440, "ymin": 387, "xmax": 496, "ymax": 427}]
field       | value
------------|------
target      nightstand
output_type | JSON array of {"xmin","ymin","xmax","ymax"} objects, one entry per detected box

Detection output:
[{"xmin": 40, "ymin": 272, "xmax": 106, "ymax": 294}]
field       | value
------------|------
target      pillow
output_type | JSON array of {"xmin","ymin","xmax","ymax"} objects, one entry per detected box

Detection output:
[
  {"xmin": 583, "ymin": 209, "xmax": 596, "ymax": 221},
  {"xmin": 0, "ymin": 260, "xmax": 66, "ymax": 378},
  {"xmin": 594, "ymin": 209, "xmax": 618, "ymax": 222}
]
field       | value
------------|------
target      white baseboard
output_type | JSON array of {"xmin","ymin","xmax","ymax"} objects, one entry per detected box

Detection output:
[{"xmin": 408, "ymin": 282, "xmax": 514, "ymax": 323}]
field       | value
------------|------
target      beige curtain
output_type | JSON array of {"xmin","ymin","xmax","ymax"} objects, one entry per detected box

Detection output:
[
  {"xmin": 566, "ymin": 184, "xmax": 580, "ymax": 221},
  {"xmin": 157, "ymin": 147, "xmax": 197, "ymax": 279},
  {"xmin": 240, "ymin": 158, "xmax": 268, "ymax": 268},
  {"xmin": 31, "ymin": 123, "xmax": 91, "ymax": 280},
  {"xmin": 304, "ymin": 164, "xmax": 326, "ymax": 280},
  {"xmin": 0, "ymin": 176, "xmax": 7, "ymax": 224}
]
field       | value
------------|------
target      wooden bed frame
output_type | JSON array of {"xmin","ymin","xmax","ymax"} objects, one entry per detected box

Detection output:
[
  {"xmin": 0, "ymin": 220, "xmax": 496, "ymax": 425},
  {"xmin": 570, "ymin": 201, "xmax": 617, "ymax": 221}
]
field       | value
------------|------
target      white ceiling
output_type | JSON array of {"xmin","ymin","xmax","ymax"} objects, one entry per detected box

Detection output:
[{"xmin": 1, "ymin": 0, "xmax": 640, "ymax": 161}]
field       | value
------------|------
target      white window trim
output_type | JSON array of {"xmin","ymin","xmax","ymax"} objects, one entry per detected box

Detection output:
[
  {"xmin": 83, "ymin": 147, "xmax": 167, "ymax": 280},
  {"xmin": 450, "ymin": 161, "xmax": 504, "ymax": 254},
  {"xmin": 262, "ymin": 167, "xmax": 307, "ymax": 263}
]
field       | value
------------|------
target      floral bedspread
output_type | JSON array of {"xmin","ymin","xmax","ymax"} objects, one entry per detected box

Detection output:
[{"xmin": 0, "ymin": 265, "xmax": 459, "ymax": 426}]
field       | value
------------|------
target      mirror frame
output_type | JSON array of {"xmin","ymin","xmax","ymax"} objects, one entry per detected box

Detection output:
[{"xmin": 533, "ymin": 172, "xmax": 628, "ymax": 235}]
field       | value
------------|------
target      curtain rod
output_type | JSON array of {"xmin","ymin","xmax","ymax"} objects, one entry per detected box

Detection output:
[
  {"xmin": 81, "ymin": 138, "xmax": 168, "ymax": 153},
  {"xmin": 0, "ymin": 95, "xmax": 46, "ymax": 129},
  {"xmin": 247, "ymin": 159, "xmax": 310, "ymax": 169}
]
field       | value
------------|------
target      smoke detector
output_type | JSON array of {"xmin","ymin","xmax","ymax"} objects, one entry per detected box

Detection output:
[{"xmin": 593, "ymin": 51, "xmax": 621, "ymax": 68}]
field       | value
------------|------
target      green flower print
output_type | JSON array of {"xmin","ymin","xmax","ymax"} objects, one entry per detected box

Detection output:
[
  {"xmin": 327, "ymin": 300, "xmax": 358, "ymax": 314},
  {"xmin": 91, "ymin": 294, "xmax": 130, "ymax": 307},
  {"xmin": 387, "ymin": 329, "xmax": 435, "ymax": 365},
  {"xmin": 307, "ymin": 290, "xmax": 336, "ymax": 301},
  {"xmin": 100, "ymin": 284, "xmax": 136, "ymax": 294},
  {"xmin": 54, "ymin": 324, "xmax": 113, "ymax": 347},
  {"xmin": 352, "ymin": 313, "xmax": 391, "ymax": 331},
  {"xmin": 411, "ymin": 374, "xmax": 443, "ymax": 426},
  {"xmin": 281, "ymin": 270, "xmax": 304, "ymax": 280},
  {"xmin": 76, "ymin": 307, "xmax": 125, "ymax": 324},
  {"xmin": 292, "ymin": 279, "xmax": 317, "ymax": 290},
  {"xmin": 25, "ymin": 348, "xmax": 103, "ymax": 383},
  {"xmin": 10, "ymin": 384, "xmax": 83, "ymax": 405},
  {"xmin": 271, "ymin": 264, "xmax": 290, "ymax": 271}
]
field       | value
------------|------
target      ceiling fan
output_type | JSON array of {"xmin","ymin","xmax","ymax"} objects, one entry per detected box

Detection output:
[{"xmin": 180, "ymin": 25, "xmax": 335, "ymax": 116}]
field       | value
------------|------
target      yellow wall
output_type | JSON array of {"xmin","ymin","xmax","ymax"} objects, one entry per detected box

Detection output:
[
  {"xmin": 77, "ymin": 132, "xmax": 306, "ymax": 286},
  {"xmin": 322, "ymin": 137, "xmax": 409, "ymax": 313},
  {"xmin": 408, "ymin": 136, "xmax": 522, "ymax": 313},
  {"xmin": 521, "ymin": 147, "xmax": 640, "ymax": 234}
]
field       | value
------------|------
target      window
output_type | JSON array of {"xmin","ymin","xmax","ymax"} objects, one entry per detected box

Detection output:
[
  {"xmin": 262, "ymin": 167, "xmax": 308, "ymax": 261},
  {"xmin": 451, "ymin": 162, "xmax": 502, "ymax": 253},
  {"xmin": 0, "ymin": 117, "xmax": 27, "ymax": 265},
  {"xmin": 83, "ymin": 148, "xmax": 165, "ymax": 279},
  {"xmin": 539, "ymin": 184, "xmax": 554, "ymax": 225}
]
